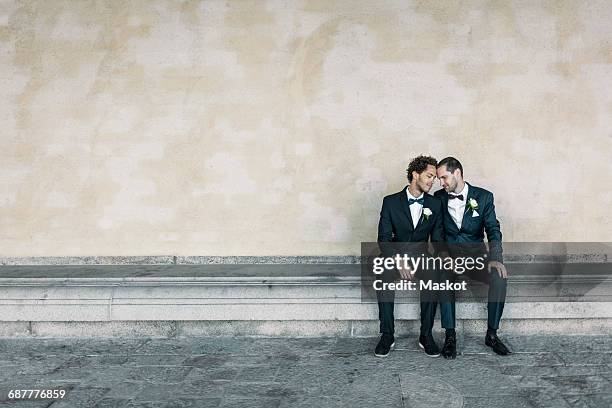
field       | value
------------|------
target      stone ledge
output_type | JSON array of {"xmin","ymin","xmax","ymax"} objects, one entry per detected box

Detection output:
[
  {"xmin": 1, "ymin": 264, "xmax": 610, "ymax": 335},
  {"xmin": 1, "ymin": 252, "xmax": 610, "ymax": 265}
]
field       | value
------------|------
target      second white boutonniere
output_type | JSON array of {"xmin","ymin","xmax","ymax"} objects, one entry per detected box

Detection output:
[
  {"xmin": 423, "ymin": 207, "xmax": 432, "ymax": 221},
  {"xmin": 468, "ymin": 198, "xmax": 479, "ymax": 217}
]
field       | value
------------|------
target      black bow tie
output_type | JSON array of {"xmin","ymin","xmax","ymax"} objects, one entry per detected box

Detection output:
[
  {"xmin": 408, "ymin": 197, "xmax": 424, "ymax": 205},
  {"xmin": 448, "ymin": 194, "xmax": 464, "ymax": 200}
]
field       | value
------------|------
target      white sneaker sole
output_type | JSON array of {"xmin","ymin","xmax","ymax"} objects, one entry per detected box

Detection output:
[
  {"xmin": 418, "ymin": 341, "xmax": 441, "ymax": 357},
  {"xmin": 374, "ymin": 342, "xmax": 395, "ymax": 357}
]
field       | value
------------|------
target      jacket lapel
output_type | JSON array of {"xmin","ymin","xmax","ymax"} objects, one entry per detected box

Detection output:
[
  {"xmin": 414, "ymin": 194, "xmax": 432, "ymax": 231},
  {"xmin": 459, "ymin": 182, "xmax": 475, "ymax": 231},
  {"xmin": 399, "ymin": 186, "xmax": 415, "ymax": 232},
  {"xmin": 439, "ymin": 190, "xmax": 459, "ymax": 234}
]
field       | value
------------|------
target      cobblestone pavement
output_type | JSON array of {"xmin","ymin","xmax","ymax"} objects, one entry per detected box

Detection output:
[{"xmin": 0, "ymin": 334, "xmax": 611, "ymax": 408}]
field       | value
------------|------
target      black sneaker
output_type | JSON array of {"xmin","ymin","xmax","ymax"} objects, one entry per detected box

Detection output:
[
  {"xmin": 418, "ymin": 334, "xmax": 440, "ymax": 357},
  {"xmin": 374, "ymin": 334, "xmax": 395, "ymax": 357},
  {"xmin": 441, "ymin": 331, "xmax": 457, "ymax": 359}
]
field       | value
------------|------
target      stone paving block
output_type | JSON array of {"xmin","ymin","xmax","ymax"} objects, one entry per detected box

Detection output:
[
  {"xmin": 278, "ymin": 395, "xmax": 353, "ymax": 408},
  {"xmin": 446, "ymin": 352, "xmax": 503, "ymax": 368},
  {"xmin": 517, "ymin": 374, "xmax": 610, "ymax": 395},
  {"xmin": 234, "ymin": 366, "xmax": 279, "ymax": 383},
  {"xmin": 223, "ymin": 382, "xmax": 297, "ymax": 399},
  {"xmin": 499, "ymin": 363, "xmax": 612, "ymax": 378},
  {"xmin": 180, "ymin": 355, "xmax": 226, "ymax": 368},
  {"xmin": 54, "ymin": 355, "xmax": 93, "ymax": 369},
  {"xmin": 329, "ymin": 337, "xmax": 384, "ymax": 354},
  {"xmin": 126, "ymin": 366, "xmax": 193, "ymax": 383},
  {"xmin": 432, "ymin": 373, "xmax": 523, "ymax": 397},
  {"xmin": 0, "ymin": 356, "xmax": 69, "ymax": 377},
  {"xmin": 123, "ymin": 399, "xmax": 222, "ymax": 408},
  {"xmin": 499, "ymin": 365, "xmax": 558, "ymax": 376},
  {"xmin": 45, "ymin": 386, "xmax": 110, "ymax": 408},
  {"xmin": 124, "ymin": 355, "xmax": 189, "ymax": 367},
  {"xmin": 86, "ymin": 354, "xmax": 130, "ymax": 366},
  {"xmin": 44, "ymin": 367, "xmax": 93, "ymax": 382},
  {"xmin": 0, "ymin": 376, "xmax": 66, "ymax": 393},
  {"xmin": 0, "ymin": 401, "xmax": 55, "ymax": 408},
  {"xmin": 563, "ymin": 393, "xmax": 612, "ymax": 408},
  {"xmin": 496, "ymin": 335, "xmax": 612, "ymax": 353},
  {"xmin": 93, "ymin": 398, "xmax": 131, "ymax": 408},
  {"xmin": 67, "ymin": 338, "xmax": 149, "ymax": 355},
  {"xmin": 97, "ymin": 381, "xmax": 147, "ymax": 399},
  {"xmin": 79, "ymin": 366, "xmax": 134, "ymax": 386},
  {"xmin": 184, "ymin": 338, "xmax": 252, "ymax": 356},
  {"xmin": 554, "ymin": 365, "xmax": 612, "ymax": 376},
  {"xmin": 463, "ymin": 396, "xmax": 533, "ymax": 408},
  {"xmin": 518, "ymin": 389, "xmax": 573, "ymax": 408},
  {"xmin": 219, "ymin": 355, "xmax": 279, "ymax": 367},
  {"xmin": 220, "ymin": 397, "xmax": 281, "ymax": 408},
  {"xmin": 134, "ymin": 382, "xmax": 225, "ymax": 401},
  {"xmin": 134, "ymin": 339, "xmax": 194, "ymax": 356},
  {"xmin": 399, "ymin": 374, "xmax": 463, "ymax": 408},
  {"xmin": 271, "ymin": 365, "xmax": 322, "ymax": 394},
  {"xmin": 243, "ymin": 338, "xmax": 333, "ymax": 357},
  {"xmin": 5, "ymin": 338, "xmax": 144, "ymax": 357},
  {"xmin": 559, "ymin": 352, "xmax": 612, "ymax": 366},
  {"xmin": 182, "ymin": 367, "xmax": 238, "ymax": 382},
  {"xmin": 0, "ymin": 339, "xmax": 73, "ymax": 356},
  {"xmin": 179, "ymin": 378, "xmax": 230, "ymax": 397},
  {"xmin": 497, "ymin": 351, "xmax": 565, "ymax": 366}
]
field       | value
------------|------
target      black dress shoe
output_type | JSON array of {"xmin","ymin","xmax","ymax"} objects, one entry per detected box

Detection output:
[
  {"xmin": 441, "ymin": 332, "xmax": 457, "ymax": 359},
  {"xmin": 418, "ymin": 334, "xmax": 440, "ymax": 357},
  {"xmin": 374, "ymin": 334, "xmax": 395, "ymax": 357},
  {"xmin": 485, "ymin": 332, "xmax": 511, "ymax": 355}
]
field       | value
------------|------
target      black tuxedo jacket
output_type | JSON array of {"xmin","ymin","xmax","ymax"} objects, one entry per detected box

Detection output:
[
  {"xmin": 377, "ymin": 186, "xmax": 445, "ymax": 258},
  {"xmin": 434, "ymin": 182, "xmax": 503, "ymax": 263}
]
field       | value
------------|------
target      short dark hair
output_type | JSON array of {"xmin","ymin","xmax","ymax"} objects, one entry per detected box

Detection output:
[
  {"xmin": 437, "ymin": 156, "xmax": 463, "ymax": 176},
  {"xmin": 406, "ymin": 155, "xmax": 437, "ymax": 182}
]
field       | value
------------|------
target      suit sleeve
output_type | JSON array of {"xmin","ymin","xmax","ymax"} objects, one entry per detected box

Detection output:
[
  {"xmin": 483, "ymin": 192, "xmax": 503, "ymax": 263},
  {"xmin": 377, "ymin": 197, "xmax": 393, "ymax": 242},
  {"xmin": 430, "ymin": 199, "xmax": 447, "ymax": 255},
  {"xmin": 377, "ymin": 197, "xmax": 397, "ymax": 258}
]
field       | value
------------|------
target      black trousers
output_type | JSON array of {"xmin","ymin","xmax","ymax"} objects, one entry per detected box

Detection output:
[
  {"xmin": 438, "ymin": 263, "xmax": 507, "ymax": 330},
  {"xmin": 377, "ymin": 267, "xmax": 440, "ymax": 336}
]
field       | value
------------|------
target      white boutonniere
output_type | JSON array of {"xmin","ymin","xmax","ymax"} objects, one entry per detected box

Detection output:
[
  {"xmin": 468, "ymin": 198, "xmax": 479, "ymax": 217},
  {"xmin": 422, "ymin": 208, "xmax": 432, "ymax": 221},
  {"xmin": 468, "ymin": 198, "xmax": 478, "ymax": 211}
]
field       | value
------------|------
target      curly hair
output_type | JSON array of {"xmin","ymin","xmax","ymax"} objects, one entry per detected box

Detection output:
[{"xmin": 406, "ymin": 155, "xmax": 438, "ymax": 182}]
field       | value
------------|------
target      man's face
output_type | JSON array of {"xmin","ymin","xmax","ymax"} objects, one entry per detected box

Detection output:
[
  {"xmin": 436, "ymin": 165, "xmax": 459, "ymax": 192},
  {"xmin": 414, "ymin": 164, "xmax": 437, "ymax": 193}
]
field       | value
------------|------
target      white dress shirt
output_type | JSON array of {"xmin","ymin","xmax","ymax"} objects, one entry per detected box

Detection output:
[
  {"xmin": 448, "ymin": 183, "xmax": 469, "ymax": 229},
  {"xmin": 406, "ymin": 189, "xmax": 424, "ymax": 229}
]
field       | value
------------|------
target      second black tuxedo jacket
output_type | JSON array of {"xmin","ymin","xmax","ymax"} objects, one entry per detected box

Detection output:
[{"xmin": 434, "ymin": 182, "xmax": 503, "ymax": 262}]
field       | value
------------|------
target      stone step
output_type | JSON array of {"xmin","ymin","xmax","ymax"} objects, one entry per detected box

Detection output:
[{"xmin": 0, "ymin": 263, "xmax": 611, "ymax": 337}]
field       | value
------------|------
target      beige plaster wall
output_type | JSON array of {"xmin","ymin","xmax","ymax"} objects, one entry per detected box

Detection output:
[{"xmin": 1, "ymin": 0, "xmax": 610, "ymax": 256}]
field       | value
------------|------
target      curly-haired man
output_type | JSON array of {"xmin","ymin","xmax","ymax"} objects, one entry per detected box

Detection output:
[{"xmin": 375, "ymin": 155, "xmax": 445, "ymax": 357}]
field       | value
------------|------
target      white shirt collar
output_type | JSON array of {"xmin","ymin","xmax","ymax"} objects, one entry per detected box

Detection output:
[{"xmin": 406, "ymin": 189, "xmax": 424, "ymax": 200}]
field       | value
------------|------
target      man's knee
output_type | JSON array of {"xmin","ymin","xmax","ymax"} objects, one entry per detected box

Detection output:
[{"xmin": 489, "ymin": 272, "xmax": 507, "ymax": 289}]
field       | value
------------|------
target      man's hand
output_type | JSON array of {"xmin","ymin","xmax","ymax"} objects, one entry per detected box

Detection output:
[
  {"xmin": 397, "ymin": 265, "xmax": 414, "ymax": 280},
  {"xmin": 488, "ymin": 261, "xmax": 507, "ymax": 279}
]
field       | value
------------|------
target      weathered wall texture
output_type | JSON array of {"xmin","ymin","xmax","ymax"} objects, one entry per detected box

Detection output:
[{"xmin": 1, "ymin": 0, "xmax": 610, "ymax": 256}]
